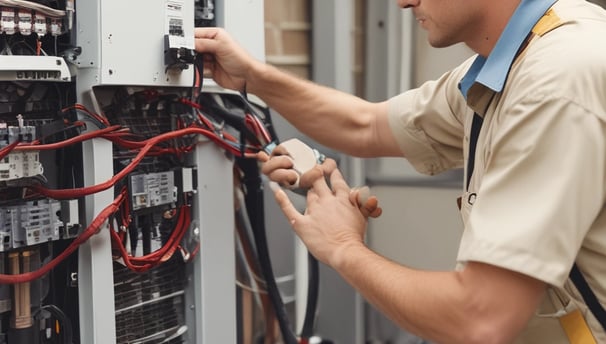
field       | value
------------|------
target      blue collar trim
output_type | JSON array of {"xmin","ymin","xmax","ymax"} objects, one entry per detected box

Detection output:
[{"xmin": 459, "ymin": 0, "xmax": 558, "ymax": 99}]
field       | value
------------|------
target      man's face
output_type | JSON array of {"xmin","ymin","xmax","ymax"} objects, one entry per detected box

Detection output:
[{"xmin": 396, "ymin": 0, "xmax": 483, "ymax": 48}]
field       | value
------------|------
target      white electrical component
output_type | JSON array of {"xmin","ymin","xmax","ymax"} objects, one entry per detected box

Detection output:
[
  {"xmin": 77, "ymin": 0, "xmax": 194, "ymax": 86},
  {"xmin": 0, "ymin": 200, "xmax": 62, "ymax": 250},
  {"xmin": 0, "ymin": 124, "xmax": 44, "ymax": 181},
  {"xmin": 49, "ymin": 17, "xmax": 61, "ymax": 36},
  {"xmin": 1, "ymin": 7, "xmax": 15, "ymax": 35},
  {"xmin": 0, "ymin": 56, "xmax": 71, "ymax": 81},
  {"xmin": 0, "ymin": 151, "xmax": 44, "ymax": 181},
  {"xmin": 33, "ymin": 13, "xmax": 46, "ymax": 36},
  {"xmin": 181, "ymin": 167, "xmax": 194, "ymax": 193},
  {"xmin": 265, "ymin": 138, "xmax": 326, "ymax": 189},
  {"xmin": 129, "ymin": 171, "xmax": 178, "ymax": 211},
  {"xmin": 60, "ymin": 199, "xmax": 79, "ymax": 232},
  {"xmin": 17, "ymin": 9, "xmax": 31, "ymax": 35}
]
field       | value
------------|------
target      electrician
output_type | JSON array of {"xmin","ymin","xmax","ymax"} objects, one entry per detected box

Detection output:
[{"xmin": 195, "ymin": 0, "xmax": 606, "ymax": 341}]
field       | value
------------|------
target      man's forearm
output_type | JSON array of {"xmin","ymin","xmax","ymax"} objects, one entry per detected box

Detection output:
[
  {"xmin": 332, "ymin": 242, "xmax": 545, "ymax": 344},
  {"xmin": 246, "ymin": 62, "xmax": 399, "ymax": 157}
]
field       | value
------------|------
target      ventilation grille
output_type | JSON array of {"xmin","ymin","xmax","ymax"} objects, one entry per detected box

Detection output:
[{"xmin": 114, "ymin": 258, "xmax": 188, "ymax": 344}]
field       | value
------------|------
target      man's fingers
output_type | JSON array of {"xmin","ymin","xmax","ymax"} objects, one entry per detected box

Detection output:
[
  {"xmin": 299, "ymin": 165, "xmax": 325, "ymax": 190},
  {"xmin": 269, "ymin": 182, "xmax": 303, "ymax": 225},
  {"xmin": 361, "ymin": 196, "xmax": 383, "ymax": 218},
  {"xmin": 269, "ymin": 144, "xmax": 290, "ymax": 157},
  {"xmin": 261, "ymin": 155, "xmax": 300, "ymax": 187},
  {"xmin": 350, "ymin": 187, "xmax": 383, "ymax": 219},
  {"xmin": 309, "ymin": 165, "xmax": 334, "ymax": 196},
  {"xmin": 319, "ymin": 158, "xmax": 338, "ymax": 175},
  {"xmin": 356, "ymin": 186, "xmax": 371, "ymax": 205},
  {"xmin": 194, "ymin": 27, "xmax": 222, "ymax": 39},
  {"xmin": 261, "ymin": 155, "xmax": 294, "ymax": 175},
  {"xmin": 257, "ymin": 151, "xmax": 270, "ymax": 163},
  {"xmin": 194, "ymin": 36, "xmax": 222, "ymax": 55},
  {"xmin": 267, "ymin": 169, "xmax": 299, "ymax": 188},
  {"xmin": 368, "ymin": 206, "xmax": 383, "ymax": 218},
  {"xmin": 328, "ymin": 168, "xmax": 351, "ymax": 197},
  {"xmin": 194, "ymin": 27, "xmax": 222, "ymax": 53}
]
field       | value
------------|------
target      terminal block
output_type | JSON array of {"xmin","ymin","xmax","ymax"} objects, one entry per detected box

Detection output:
[
  {"xmin": 0, "ymin": 200, "xmax": 62, "ymax": 250},
  {"xmin": 129, "ymin": 171, "xmax": 178, "ymax": 211}
]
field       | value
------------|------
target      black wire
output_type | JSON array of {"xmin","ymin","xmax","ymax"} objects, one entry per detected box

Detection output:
[
  {"xmin": 237, "ymin": 93, "xmax": 281, "ymax": 146},
  {"xmin": 197, "ymin": 93, "xmax": 260, "ymax": 143},
  {"xmin": 194, "ymin": 52, "xmax": 204, "ymax": 99},
  {"xmin": 257, "ymin": 105, "xmax": 280, "ymax": 146},
  {"xmin": 232, "ymin": 99, "xmax": 322, "ymax": 342},
  {"xmin": 237, "ymin": 157, "xmax": 299, "ymax": 344},
  {"xmin": 300, "ymin": 252, "xmax": 319, "ymax": 340},
  {"xmin": 39, "ymin": 304, "xmax": 73, "ymax": 344}
]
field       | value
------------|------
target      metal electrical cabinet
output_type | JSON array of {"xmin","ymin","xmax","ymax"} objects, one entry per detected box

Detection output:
[{"xmin": 0, "ymin": 0, "xmax": 265, "ymax": 343}]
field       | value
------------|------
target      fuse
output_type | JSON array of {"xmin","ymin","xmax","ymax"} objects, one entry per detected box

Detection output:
[
  {"xmin": 1, "ymin": 8, "xmax": 15, "ymax": 35},
  {"xmin": 49, "ymin": 18, "xmax": 62, "ymax": 36},
  {"xmin": 17, "ymin": 9, "xmax": 32, "ymax": 36},
  {"xmin": 33, "ymin": 13, "xmax": 47, "ymax": 36}
]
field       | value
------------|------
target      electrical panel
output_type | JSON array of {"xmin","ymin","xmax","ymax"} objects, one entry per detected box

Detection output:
[
  {"xmin": 77, "ymin": 0, "xmax": 195, "ymax": 86},
  {"xmin": 0, "ymin": 2, "xmax": 80, "ymax": 342},
  {"xmin": 0, "ymin": 0, "xmax": 267, "ymax": 343}
]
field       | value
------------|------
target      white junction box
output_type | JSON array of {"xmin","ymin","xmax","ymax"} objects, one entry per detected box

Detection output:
[{"xmin": 77, "ymin": 0, "xmax": 195, "ymax": 86}]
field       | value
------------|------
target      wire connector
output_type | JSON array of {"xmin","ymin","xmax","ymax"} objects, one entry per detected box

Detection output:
[
  {"xmin": 264, "ymin": 138, "xmax": 326, "ymax": 190},
  {"xmin": 164, "ymin": 34, "xmax": 195, "ymax": 71}
]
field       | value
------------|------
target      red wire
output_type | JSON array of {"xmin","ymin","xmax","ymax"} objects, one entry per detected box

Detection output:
[
  {"xmin": 63, "ymin": 104, "xmax": 110, "ymax": 127},
  {"xmin": 251, "ymin": 114, "xmax": 272, "ymax": 144},
  {"xmin": 0, "ymin": 191, "xmax": 126, "ymax": 284},
  {"xmin": 186, "ymin": 242, "xmax": 201, "ymax": 262},
  {"xmin": 15, "ymin": 125, "xmax": 122, "ymax": 151},
  {"xmin": 0, "ymin": 99, "xmax": 273, "ymax": 279},
  {"xmin": 31, "ymin": 126, "xmax": 254, "ymax": 199},
  {"xmin": 179, "ymin": 97, "xmax": 202, "ymax": 110},
  {"xmin": 111, "ymin": 204, "xmax": 191, "ymax": 273},
  {"xmin": 0, "ymin": 139, "xmax": 21, "ymax": 161}
]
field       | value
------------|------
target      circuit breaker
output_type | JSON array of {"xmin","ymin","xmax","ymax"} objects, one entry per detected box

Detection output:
[{"xmin": 0, "ymin": 0, "xmax": 266, "ymax": 343}]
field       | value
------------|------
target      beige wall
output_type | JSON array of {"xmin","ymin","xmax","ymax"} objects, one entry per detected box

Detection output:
[
  {"xmin": 264, "ymin": 0, "xmax": 366, "ymax": 96},
  {"xmin": 353, "ymin": 0, "xmax": 366, "ymax": 96},
  {"xmin": 264, "ymin": 0, "xmax": 311, "ymax": 78}
]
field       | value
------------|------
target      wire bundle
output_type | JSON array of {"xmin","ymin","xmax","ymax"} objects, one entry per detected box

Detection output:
[
  {"xmin": 0, "ymin": 190, "xmax": 125, "ymax": 284},
  {"xmin": 0, "ymin": 99, "xmax": 270, "ymax": 280},
  {"xmin": 0, "ymin": 93, "xmax": 322, "ymax": 343},
  {"xmin": 109, "ymin": 191, "xmax": 193, "ymax": 273}
]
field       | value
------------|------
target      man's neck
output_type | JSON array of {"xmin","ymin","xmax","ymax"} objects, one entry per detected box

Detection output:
[{"xmin": 467, "ymin": 0, "xmax": 522, "ymax": 57}]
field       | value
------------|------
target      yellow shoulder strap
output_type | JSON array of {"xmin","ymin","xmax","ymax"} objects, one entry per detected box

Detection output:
[{"xmin": 559, "ymin": 309, "xmax": 597, "ymax": 344}]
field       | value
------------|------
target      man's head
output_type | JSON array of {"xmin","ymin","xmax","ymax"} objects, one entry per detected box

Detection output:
[{"xmin": 397, "ymin": 0, "xmax": 522, "ymax": 56}]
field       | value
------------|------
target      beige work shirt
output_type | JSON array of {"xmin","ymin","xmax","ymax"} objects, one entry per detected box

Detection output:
[{"xmin": 387, "ymin": 0, "xmax": 606, "ymax": 341}]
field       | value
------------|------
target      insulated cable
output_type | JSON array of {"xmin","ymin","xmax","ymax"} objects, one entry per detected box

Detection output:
[
  {"xmin": 299, "ymin": 253, "xmax": 319, "ymax": 343},
  {"xmin": 30, "ymin": 126, "xmax": 259, "ymax": 199},
  {"xmin": 234, "ymin": 179, "xmax": 278, "ymax": 343},
  {"xmin": 0, "ymin": 191, "xmax": 126, "ymax": 284},
  {"xmin": 236, "ymin": 158, "xmax": 299, "ymax": 344}
]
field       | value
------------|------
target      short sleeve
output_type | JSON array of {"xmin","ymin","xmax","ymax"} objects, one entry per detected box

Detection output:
[{"xmin": 387, "ymin": 60, "xmax": 473, "ymax": 176}]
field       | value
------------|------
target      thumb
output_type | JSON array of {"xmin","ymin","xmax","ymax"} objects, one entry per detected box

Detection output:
[
  {"xmin": 257, "ymin": 151, "xmax": 270, "ymax": 163},
  {"xmin": 350, "ymin": 186, "xmax": 383, "ymax": 218}
]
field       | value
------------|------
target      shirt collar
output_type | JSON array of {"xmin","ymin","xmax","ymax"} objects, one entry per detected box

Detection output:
[{"xmin": 459, "ymin": 0, "xmax": 558, "ymax": 99}]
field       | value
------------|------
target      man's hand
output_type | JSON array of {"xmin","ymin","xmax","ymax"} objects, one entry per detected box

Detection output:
[
  {"xmin": 259, "ymin": 148, "xmax": 382, "ymax": 218},
  {"xmin": 270, "ymin": 167, "xmax": 369, "ymax": 266},
  {"xmin": 194, "ymin": 27, "xmax": 259, "ymax": 92},
  {"xmin": 350, "ymin": 186, "xmax": 382, "ymax": 218}
]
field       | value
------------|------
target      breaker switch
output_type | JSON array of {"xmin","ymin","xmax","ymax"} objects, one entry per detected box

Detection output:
[{"xmin": 164, "ymin": 34, "xmax": 195, "ymax": 71}]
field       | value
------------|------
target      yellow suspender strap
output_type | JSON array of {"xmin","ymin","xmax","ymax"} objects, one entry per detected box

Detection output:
[{"xmin": 559, "ymin": 309, "xmax": 597, "ymax": 344}]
